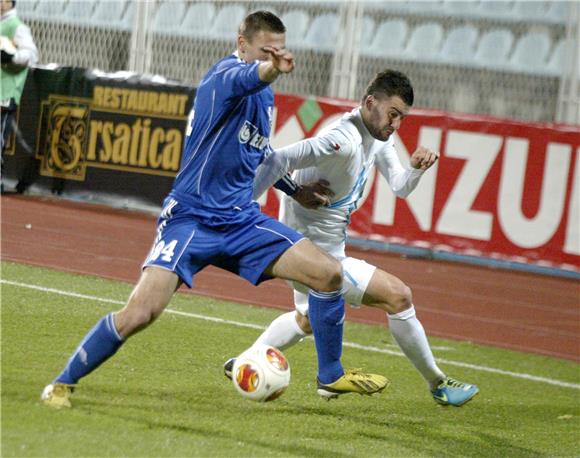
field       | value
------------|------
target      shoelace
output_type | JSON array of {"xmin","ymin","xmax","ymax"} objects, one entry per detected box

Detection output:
[
  {"xmin": 445, "ymin": 378, "xmax": 467, "ymax": 388},
  {"xmin": 345, "ymin": 368, "xmax": 371, "ymax": 379}
]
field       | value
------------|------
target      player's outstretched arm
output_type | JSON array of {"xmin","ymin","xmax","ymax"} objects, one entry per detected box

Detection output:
[
  {"xmin": 258, "ymin": 46, "xmax": 295, "ymax": 83},
  {"xmin": 376, "ymin": 144, "xmax": 439, "ymax": 198}
]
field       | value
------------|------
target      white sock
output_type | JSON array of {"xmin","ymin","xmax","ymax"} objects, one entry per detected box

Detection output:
[
  {"xmin": 388, "ymin": 306, "xmax": 445, "ymax": 390},
  {"xmin": 253, "ymin": 312, "xmax": 306, "ymax": 351}
]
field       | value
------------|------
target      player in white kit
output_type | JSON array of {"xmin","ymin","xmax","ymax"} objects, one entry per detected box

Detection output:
[{"xmin": 226, "ymin": 70, "xmax": 478, "ymax": 406}]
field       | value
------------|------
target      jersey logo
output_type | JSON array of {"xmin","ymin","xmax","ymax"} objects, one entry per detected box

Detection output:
[{"xmin": 238, "ymin": 120, "xmax": 268, "ymax": 149}]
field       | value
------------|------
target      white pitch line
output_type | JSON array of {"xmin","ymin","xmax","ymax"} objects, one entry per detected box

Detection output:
[{"xmin": 2, "ymin": 279, "xmax": 579, "ymax": 391}]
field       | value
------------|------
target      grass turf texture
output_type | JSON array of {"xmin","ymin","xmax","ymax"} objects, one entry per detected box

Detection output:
[{"xmin": 2, "ymin": 261, "xmax": 579, "ymax": 457}]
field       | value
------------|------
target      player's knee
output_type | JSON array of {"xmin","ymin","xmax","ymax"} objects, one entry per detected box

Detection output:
[
  {"xmin": 117, "ymin": 298, "xmax": 165, "ymax": 337},
  {"xmin": 391, "ymin": 283, "xmax": 413, "ymax": 314},
  {"xmin": 296, "ymin": 312, "xmax": 312, "ymax": 334},
  {"xmin": 316, "ymin": 258, "xmax": 343, "ymax": 292}
]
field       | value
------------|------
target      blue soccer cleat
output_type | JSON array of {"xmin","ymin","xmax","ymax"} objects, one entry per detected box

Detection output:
[{"xmin": 431, "ymin": 377, "xmax": 478, "ymax": 406}]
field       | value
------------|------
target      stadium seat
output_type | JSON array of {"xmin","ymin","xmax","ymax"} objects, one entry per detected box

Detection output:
[
  {"xmin": 402, "ymin": 22, "xmax": 444, "ymax": 60},
  {"xmin": 508, "ymin": 31, "xmax": 551, "ymax": 74},
  {"xmin": 121, "ymin": 1, "xmax": 136, "ymax": 30},
  {"xmin": 362, "ymin": 18, "xmax": 408, "ymax": 58},
  {"xmin": 281, "ymin": 9, "xmax": 310, "ymax": 48},
  {"xmin": 405, "ymin": 0, "xmax": 445, "ymax": 15},
  {"xmin": 179, "ymin": 3, "xmax": 216, "ymax": 37},
  {"xmin": 31, "ymin": 0, "xmax": 65, "ymax": 20},
  {"xmin": 512, "ymin": 1, "xmax": 549, "ymax": 21},
  {"xmin": 360, "ymin": 16, "xmax": 376, "ymax": 49},
  {"xmin": 438, "ymin": 25, "xmax": 479, "ymax": 65},
  {"xmin": 63, "ymin": 0, "xmax": 97, "ymax": 24},
  {"xmin": 546, "ymin": 1, "xmax": 569, "ymax": 24},
  {"xmin": 152, "ymin": 1, "xmax": 186, "ymax": 34},
  {"xmin": 302, "ymin": 13, "xmax": 339, "ymax": 52},
  {"xmin": 209, "ymin": 4, "xmax": 246, "ymax": 40},
  {"xmin": 444, "ymin": 0, "xmax": 481, "ymax": 18},
  {"xmin": 544, "ymin": 38, "xmax": 568, "ymax": 76},
  {"xmin": 478, "ymin": 0, "xmax": 514, "ymax": 19},
  {"xmin": 91, "ymin": 1, "xmax": 128, "ymax": 29},
  {"xmin": 370, "ymin": 0, "xmax": 410, "ymax": 13},
  {"xmin": 473, "ymin": 28, "xmax": 514, "ymax": 69},
  {"xmin": 15, "ymin": 0, "xmax": 37, "ymax": 19}
]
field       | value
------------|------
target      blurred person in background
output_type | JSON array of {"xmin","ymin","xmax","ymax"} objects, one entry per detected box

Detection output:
[{"xmin": 0, "ymin": 0, "xmax": 38, "ymax": 193}]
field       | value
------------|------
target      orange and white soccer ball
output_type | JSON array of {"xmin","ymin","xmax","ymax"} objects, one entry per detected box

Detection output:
[{"xmin": 232, "ymin": 344, "xmax": 291, "ymax": 402}]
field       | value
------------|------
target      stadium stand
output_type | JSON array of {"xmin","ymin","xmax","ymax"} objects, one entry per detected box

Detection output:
[
  {"xmin": 438, "ymin": 25, "xmax": 479, "ymax": 65},
  {"xmin": 90, "ymin": 0, "xmax": 129, "ymax": 29},
  {"xmin": 120, "ymin": 1, "xmax": 135, "ymax": 30},
  {"xmin": 402, "ymin": 22, "xmax": 444, "ymax": 60},
  {"xmin": 473, "ymin": 28, "xmax": 515, "ymax": 69},
  {"xmin": 23, "ymin": 0, "xmax": 576, "ymax": 122},
  {"xmin": 508, "ymin": 31, "xmax": 552, "ymax": 74},
  {"xmin": 546, "ymin": 1, "xmax": 569, "ymax": 24},
  {"xmin": 281, "ymin": 9, "xmax": 310, "ymax": 48},
  {"xmin": 477, "ymin": 0, "xmax": 515, "ymax": 19},
  {"xmin": 443, "ymin": 0, "xmax": 481, "ymax": 18},
  {"xmin": 363, "ymin": 18, "xmax": 408, "ymax": 58},
  {"xmin": 545, "ymin": 38, "xmax": 569, "ymax": 76},
  {"xmin": 179, "ymin": 3, "xmax": 216, "ymax": 37},
  {"xmin": 302, "ymin": 13, "xmax": 339, "ymax": 51},
  {"xmin": 360, "ymin": 15, "xmax": 376, "ymax": 49},
  {"xmin": 152, "ymin": 0, "xmax": 186, "ymax": 33},
  {"xmin": 208, "ymin": 4, "xmax": 246, "ymax": 40},
  {"xmin": 62, "ymin": 0, "xmax": 97, "ymax": 24},
  {"xmin": 15, "ymin": 0, "xmax": 36, "ymax": 19},
  {"xmin": 513, "ymin": 1, "xmax": 552, "ymax": 22},
  {"xmin": 28, "ymin": 0, "xmax": 65, "ymax": 20}
]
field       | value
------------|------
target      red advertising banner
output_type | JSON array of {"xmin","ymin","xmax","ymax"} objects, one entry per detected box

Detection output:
[{"xmin": 260, "ymin": 94, "xmax": 580, "ymax": 273}]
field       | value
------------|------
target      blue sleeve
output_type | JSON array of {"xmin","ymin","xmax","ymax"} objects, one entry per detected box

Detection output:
[
  {"xmin": 274, "ymin": 174, "xmax": 300, "ymax": 196},
  {"xmin": 218, "ymin": 60, "xmax": 270, "ymax": 98}
]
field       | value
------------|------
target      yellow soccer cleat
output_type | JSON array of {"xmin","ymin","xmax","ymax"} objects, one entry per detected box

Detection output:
[
  {"xmin": 41, "ymin": 383, "xmax": 75, "ymax": 409},
  {"xmin": 317, "ymin": 369, "xmax": 390, "ymax": 399}
]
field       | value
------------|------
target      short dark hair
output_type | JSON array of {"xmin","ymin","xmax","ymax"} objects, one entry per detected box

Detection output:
[
  {"xmin": 363, "ymin": 69, "xmax": 414, "ymax": 106},
  {"xmin": 239, "ymin": 10, "xmax": 286, "ymax": 40}
]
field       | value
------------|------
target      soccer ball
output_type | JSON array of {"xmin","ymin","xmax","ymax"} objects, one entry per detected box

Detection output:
[{"xmin": 232, "ymin": 344, "xmax": 291, "ymax": 402}]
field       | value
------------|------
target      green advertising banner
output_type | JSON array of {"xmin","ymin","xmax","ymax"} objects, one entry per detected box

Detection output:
[{"xmin": 3, "ymin": 66, "xmax": 195, "ymax": 205}]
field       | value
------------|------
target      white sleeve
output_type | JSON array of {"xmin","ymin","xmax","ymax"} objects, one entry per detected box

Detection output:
[
  {"xmin": 11, "ymin": 23, "xmax": 38, "ymax": 67},
  {"xmin": 275, "ymin": 127, "xmax": 353, "ymax": 170},
  {"xmin": 253, "ymin": 129, "xmax": 353, "ymax": 199},
  {"xmin": 375, "ymin": 138, "xmax": 424, "ymax": 198},
  {"xmin": 253, "ymin": 148, "xmax": 291, "ymax": 199}
]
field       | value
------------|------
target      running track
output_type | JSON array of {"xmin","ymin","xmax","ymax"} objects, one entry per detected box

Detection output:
[{"xmin": 2, "ymin": 195, "xmax": 579, "ymax": 362}]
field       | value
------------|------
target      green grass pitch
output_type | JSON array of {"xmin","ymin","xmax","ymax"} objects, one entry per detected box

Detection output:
[{"xmin": 2, "ymin": 261, "xmax": 579, "ymax": 457}]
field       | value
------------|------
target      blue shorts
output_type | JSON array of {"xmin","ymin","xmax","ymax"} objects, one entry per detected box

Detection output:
[{"xmin": 142, "ymin": 196, "xmax": 305, "ymax": 287}]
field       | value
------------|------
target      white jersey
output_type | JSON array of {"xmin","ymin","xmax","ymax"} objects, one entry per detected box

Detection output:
[{"xmin": 254, "ymin": 107, "xmax": 424, "ymax": 256}]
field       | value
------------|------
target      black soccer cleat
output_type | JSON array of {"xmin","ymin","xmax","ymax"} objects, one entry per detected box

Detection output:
[{"xmin": 223, "ymin": 358, "xmax": 235, "ymax": 380}]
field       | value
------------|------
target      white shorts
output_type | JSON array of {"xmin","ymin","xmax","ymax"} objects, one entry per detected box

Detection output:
[{"xmin": 292, "ymin": 256, "xmax": 377, "ymax": 316}]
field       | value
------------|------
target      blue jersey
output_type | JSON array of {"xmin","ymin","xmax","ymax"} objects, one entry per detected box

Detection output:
[{"xmin": 172, "ymin": 53, "xmax": 274, "ymax": 212}]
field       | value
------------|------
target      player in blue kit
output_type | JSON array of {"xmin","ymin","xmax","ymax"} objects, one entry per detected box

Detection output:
[{"xmin": 41, "ymin": 11, "xmax": 388, "ymax": 409}]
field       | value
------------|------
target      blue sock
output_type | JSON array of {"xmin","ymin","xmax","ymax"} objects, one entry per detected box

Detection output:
[
  {"xmin": 55, "ymin": 313, "xmax": 124, "ymax": 385},
  {"xmin": 308, "ymin": 290, "xmax": 345, "ymax": 384}
]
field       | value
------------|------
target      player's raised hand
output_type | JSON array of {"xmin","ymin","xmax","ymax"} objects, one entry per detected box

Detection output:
[
  {"xmin": 293, "ymin": 179, "xmax": 335, "ymax": 209},
  {"xmin": 410, "ymin": 146, "xmax": 439, "ymax": 170},
  {"xmin": 261, "ymin": 46, "xmax": 295, "ymax": 74}
]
